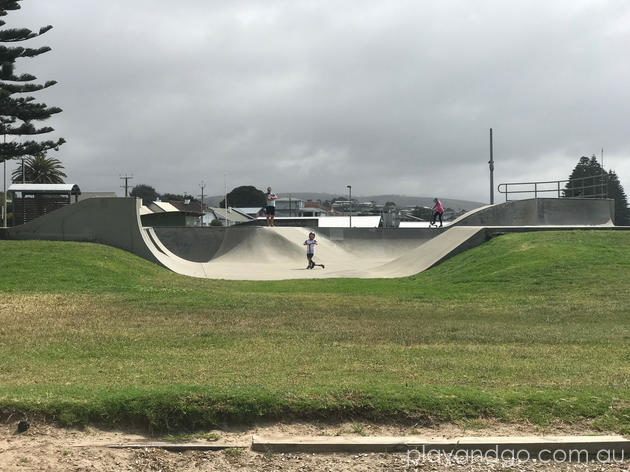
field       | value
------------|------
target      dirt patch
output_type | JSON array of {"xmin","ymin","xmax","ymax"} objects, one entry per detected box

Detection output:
[{"xmin": 1, "ymin": 420, "xmax": 628, "ymax": 471}]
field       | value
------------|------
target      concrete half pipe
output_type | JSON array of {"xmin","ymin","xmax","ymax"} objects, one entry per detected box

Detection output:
[{"xmin": 3, "ymin": 196, "xmax": 617, "ymax": 280}]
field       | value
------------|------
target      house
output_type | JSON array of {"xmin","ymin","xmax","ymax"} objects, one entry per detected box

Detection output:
[
  {"xmin": 303, "ymin": 201, "xmax": 329, "ymax": 217},
  {"xmin": 274, "ymin": 197, "xmax": 305, "ymax": 217},
  {"xmin": 140, "ymin": 200, "xmax": 204, "ymax": 227}
]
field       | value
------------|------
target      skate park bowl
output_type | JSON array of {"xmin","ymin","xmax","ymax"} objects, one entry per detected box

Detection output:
[{"xmin": 2, "ymin": 197, "xmax": 618, "ymax": 280}]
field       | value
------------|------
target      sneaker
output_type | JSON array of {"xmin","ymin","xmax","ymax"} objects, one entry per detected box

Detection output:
[{"xmin": 321, "ymin": 264, "xmax": 325, "ymax": 269}]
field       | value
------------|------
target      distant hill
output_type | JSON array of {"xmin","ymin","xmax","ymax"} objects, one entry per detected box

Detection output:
[{"xmin": 205, "ymin": 192, "xmax": 485, "ymax": 211}]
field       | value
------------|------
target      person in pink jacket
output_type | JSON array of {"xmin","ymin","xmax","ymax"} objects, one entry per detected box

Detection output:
[{"xmin": 431, "ymin": 198, "xmax": 444, "ymax": 227}]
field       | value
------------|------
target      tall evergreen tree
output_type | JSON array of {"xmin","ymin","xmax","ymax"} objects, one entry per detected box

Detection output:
[
  {"xmin": 0, "ymin": 0, "xmax": 65, "ymax": 165},
  {"xmin": 606, "ymin": 170, "xmax": 630, "ymax": 226},
  {"xmin": 564, "ymin": 155, "xmax": 630, "ymax": 225},
  {"xmin": 564, "ymin": 155, "xmax": 607, "ymax": 198}
]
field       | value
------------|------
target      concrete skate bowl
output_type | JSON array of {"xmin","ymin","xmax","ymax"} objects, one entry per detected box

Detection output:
[
  {"xmin": 3, "ymin": 196, "xmax": 616, "ymax": 280},
  {"xmin": 451, "ymin": 198, "xmax": 614, "ymax": 227},
  {"xmin": 149, "ymin": 225, "xmax": 454, "ymax": 279},
  {"xmin": 4, "ymin": 197, "xmax": 471, "ymax": 280}
]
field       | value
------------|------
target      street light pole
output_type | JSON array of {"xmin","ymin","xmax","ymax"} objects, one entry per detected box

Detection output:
[
  {"xmin": 2, "ymin": 131, "xmax": 7, "ymax": 228},
  {"xmin": 224, "ymin": 173, "xmax": 229, "ymax": 227},
  {"xmin": 2, "ymin": 158, "xmax": 6, "ymax": 228},
  {"xmin": 489, "ymin": 128, "xmax": 495, "ymax": 205},
  {"xmin": 347, "ymin": 185, "xmax": 352, "ymax": 228},
  {"xmin": 199, "ymin": 180, "xmax": 206, "ymax": 226}
]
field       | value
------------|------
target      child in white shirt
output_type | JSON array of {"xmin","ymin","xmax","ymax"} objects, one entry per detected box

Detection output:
[{"xmin": 304, "ymin": 232, "xmax": 325, "ymax": 270}]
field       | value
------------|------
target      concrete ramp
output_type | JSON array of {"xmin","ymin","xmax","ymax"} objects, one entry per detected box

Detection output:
[
  {"xmin": 370, "ymin": 227, "xmax": 487, "ymax": 278},
  {"xmin": 5, "ymin": 196, "xmax": 617, "ymax": 281},
  {"xmin": 452, "ymin": 198, "xmax": 614, "ymax": 226}
]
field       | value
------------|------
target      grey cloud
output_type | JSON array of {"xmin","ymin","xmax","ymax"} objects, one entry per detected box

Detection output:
[{"xmin": 7, "ymin": 0, "xmax": 630, "ymax": 202}]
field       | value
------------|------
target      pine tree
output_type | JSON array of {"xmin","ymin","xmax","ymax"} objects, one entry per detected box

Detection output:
[
  {"xmin": 606, "ymin": 170, "xmax": 630, "ymax": 226},
  {"xmin": 564, "ymin": 155, "xmax": 630, "ymax": 225},
  {"xmin": 564, "ymin": 155, "xmax": 606, "ymax": 198},
  {"xmin": 0, "ymin": 0, "xmax": 65, "ymax": 166}
]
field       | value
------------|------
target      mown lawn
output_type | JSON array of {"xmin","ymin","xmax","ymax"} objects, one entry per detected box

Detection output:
[{"xmin": 0, "ymin": 231, "xmax": 628, "ymax": 432}]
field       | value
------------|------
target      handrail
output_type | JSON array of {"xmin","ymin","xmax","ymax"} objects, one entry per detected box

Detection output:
[{"xmin": 497, "ymin": 174, "xmax": 608, "ymax": 201}]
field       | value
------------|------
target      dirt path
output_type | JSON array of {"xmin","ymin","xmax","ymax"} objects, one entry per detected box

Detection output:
[{"xmin": 1, "ymin": 420, "xmax": 628, "ymax": 471}]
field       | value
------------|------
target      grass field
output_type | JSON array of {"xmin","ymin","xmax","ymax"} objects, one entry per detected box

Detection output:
[{"xmin": 0, "ymin": 231, "xmax": 629, "ymax": 433}]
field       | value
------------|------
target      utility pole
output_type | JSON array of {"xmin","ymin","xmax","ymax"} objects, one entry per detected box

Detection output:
[
  {"xmin": 2, "ymin": 131, "xmax": 7, "ymax": 228},
  {"xmin": 601, "ymin": 148, "xmax": 605, "ymax": 198},
  {"xmin": 224, "ymin": 173, "xmax": 229, "ymax": 227},
  {"xmin": 488, "ymin": 128, "xmax": 495, "ymax": 205},
  {"xmin": 198, "ymin": 181, "xmax": 206, "ymax": 226},
  {"xmin": 120, "ymin": 174, "xmax": 133, "ymax": 197},
  {"xmin": 347, "ymin": 185, "xmax": 352, "ymax": 228},
  {"xmin": 2, "ymin": 158, "xmax": 6, "ymax": 228}
]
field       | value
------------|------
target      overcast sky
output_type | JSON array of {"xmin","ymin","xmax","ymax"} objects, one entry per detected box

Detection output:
[{"xmin": 6, "ymin": 0, "xmax": 630, "ymax": 203}]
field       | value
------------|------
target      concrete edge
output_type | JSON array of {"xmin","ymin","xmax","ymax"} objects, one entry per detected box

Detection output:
[
  {"xmin": 106, "ymin": 442, "xmax": 247, "ymax": 451},
  {"xmin": 251, "ymin": 435, "xmax": 630, "ymax": 454}
]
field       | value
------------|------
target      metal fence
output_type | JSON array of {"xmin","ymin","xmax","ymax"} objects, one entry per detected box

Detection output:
[{"xmin": 497, "ymin": 174, "xmax": 608, "ymax": 201}]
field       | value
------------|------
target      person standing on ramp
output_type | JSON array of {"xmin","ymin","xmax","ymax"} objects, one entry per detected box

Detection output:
[
  {"xmin": 430, "ymin": 197, "xmax": 444, "ymax": 228},
  {"xmin": 304, "ymin": 232, "xmax": 325, "ymax": 270},
  {"xmin": 265, "ymin": 187, "xmax": 278, "ymax": 226}
]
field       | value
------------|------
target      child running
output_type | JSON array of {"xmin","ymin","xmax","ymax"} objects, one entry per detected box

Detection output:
[{"xmin": 304, "ymin": 232, "xmax": 325, "ymax": 270}]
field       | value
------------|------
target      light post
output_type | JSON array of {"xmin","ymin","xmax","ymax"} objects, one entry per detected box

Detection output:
[
  {"xmin": 489, "ymin": 128, "xmax": 495, "ymax": 205},
  {"xmin": 199, "ymin": 181, "xmax": 206, "ymax": 226},
  {"xmin": 346, "ymin": 185, "xmax": 352, "ymax": 228},
  {"xmin": 2, "ymin": 130, "xmax": 7, "ymax": 228},
  {"xmin": 2, "ymin": 158, "xmax": 6, "ymax": 228}
]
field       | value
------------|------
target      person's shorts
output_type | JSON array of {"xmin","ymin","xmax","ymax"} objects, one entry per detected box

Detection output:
[
  {"xmin": 265, "ymin": 206, "xmax": 275, "ymax": 216},
  {"xmin": 307, "ymin": 253, "xmax": 314, "ymax": 260}
]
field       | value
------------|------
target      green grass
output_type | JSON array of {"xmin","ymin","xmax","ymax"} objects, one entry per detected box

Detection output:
[{"xmin": 0, "ymin": 231, "xmax": 629, "ymax": 433}]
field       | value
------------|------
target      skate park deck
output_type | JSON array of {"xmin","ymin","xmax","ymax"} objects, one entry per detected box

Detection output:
[{"xmin": 2, "ymin": 197, "xmax": 622, "ymax": 280}]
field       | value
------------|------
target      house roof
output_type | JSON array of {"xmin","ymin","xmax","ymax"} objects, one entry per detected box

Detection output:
[
  {"xmin": 152, "ymin": 201, "xmax": 180, "ymax": 212},
  {"xmin": 139, "ymin": 206, "xmax": 152, "ymax": 216},
  {"xmin": 233, "ymin": 207, "xmax": 263, "ymax": 215},
  {"xmin": 141, "ymin": 200, "xmax": 204, "ymax": 216},
  {"xmin": 210, "ymin": 207, "xmax": 252, "ymax": 223},
  {"xmin": 8, "ymin": 183, "xmax": 81, "ymax": 195}
]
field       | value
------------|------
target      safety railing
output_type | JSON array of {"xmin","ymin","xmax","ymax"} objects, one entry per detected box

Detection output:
[{"xmin": 497, "ymin": 174, "xmax": 608, "ymax": 201}]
